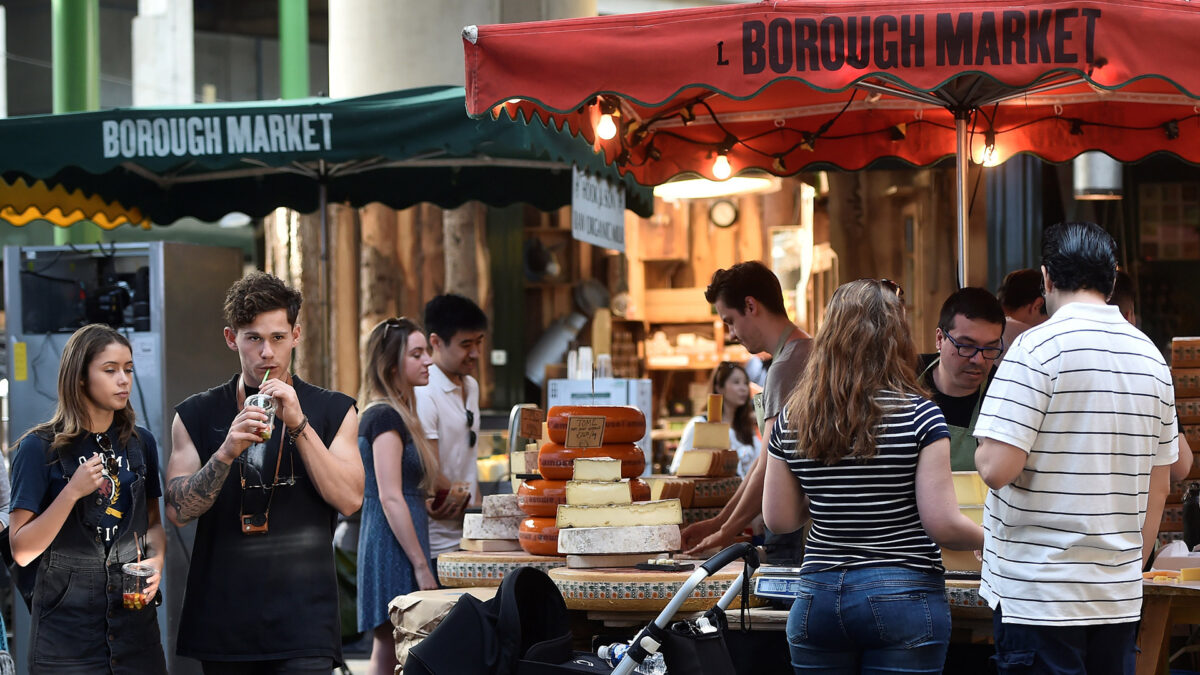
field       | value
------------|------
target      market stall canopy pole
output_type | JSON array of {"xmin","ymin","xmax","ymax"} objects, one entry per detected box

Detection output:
[
  {"xmin": 464, "ymin": 0, "xmax": 1200, "ymax": 287},
  {"xmin": 0, "ymin": 85, "xmax": 654, "ymax": 225}
]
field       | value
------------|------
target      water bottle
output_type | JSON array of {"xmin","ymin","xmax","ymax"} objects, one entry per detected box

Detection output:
[
  {"xmin": 1184, "ymin": 482, "xmax": 1200, "ymax": 551},
  {"xmin": 597, "ymin": 641, "xmax": 667, "ymax": 674}
]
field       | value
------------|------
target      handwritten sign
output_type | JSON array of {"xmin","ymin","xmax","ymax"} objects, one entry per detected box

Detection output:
[
  {"xmin": 564, "ymin": 415, "xmax": 607, "ymax": 448},
  {"xmin": 519, "ymin": 407, "xmax": 546, "ymax": 440}
]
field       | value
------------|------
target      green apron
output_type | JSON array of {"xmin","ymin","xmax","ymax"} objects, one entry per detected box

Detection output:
[{"xmin": 922, "ymin": 357, "xmax": 985, "ymax": 471}]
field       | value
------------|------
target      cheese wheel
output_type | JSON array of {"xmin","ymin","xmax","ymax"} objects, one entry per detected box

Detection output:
[
  {"xmin": 630, "ymin": 478, "xmax": 650, "ymax": 502},
  {"xmin": 547, "ymin": 406, "xmax": 646, "ymax": 444},
  {"xmin": 518, "ymin": 516, "xmax": 561, "ymax": 557},
  {"xmin": 517, "ymin": 479, "xmax": 567, "ymax": 517},
  {"xmin": 558, "ymin": 524, "xmax": 682, "ymax": 555},
  {"xmin": 538, "ymin": 442, "xmax": 645, "ymax": 481}
]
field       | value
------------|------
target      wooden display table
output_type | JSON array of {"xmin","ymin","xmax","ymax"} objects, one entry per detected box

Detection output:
[
  {"xmin": 436, "ymin": 550, "xmax": 566, "ymax": 588},
  {"xmin": 548, "ymin": 561, "xmax": 767, "ymax": 613}
]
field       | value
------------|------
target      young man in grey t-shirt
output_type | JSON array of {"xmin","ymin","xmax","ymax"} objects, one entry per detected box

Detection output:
[{"xmin": 680, "ymin": 261, "xmax": 812, "ymax": 559}]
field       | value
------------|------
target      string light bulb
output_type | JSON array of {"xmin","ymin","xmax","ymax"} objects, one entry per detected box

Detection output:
[
  {"xmin": 979, "ymin": 129, "xmax": 1001, "ymax": 167},
  {"xmin": 712, "ymin": 153, "xmax": 732, "ymax": 180},
  {"xmin": 596, "ymin": 114, "xmax": 617, "ymax": 140},
  {"xmin": 595, "ymin": 98, "xmax": 621, "ymax": 140}
]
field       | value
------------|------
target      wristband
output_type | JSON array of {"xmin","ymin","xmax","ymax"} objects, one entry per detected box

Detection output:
[{"xmin": 287, "ymin": 415, "xmax": 309, "ymax": 442}]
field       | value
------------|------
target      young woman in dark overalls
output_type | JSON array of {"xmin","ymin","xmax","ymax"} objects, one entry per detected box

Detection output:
[{"xmin": 9, "ymin": 324, "xmax": 168, "ymax": 674}]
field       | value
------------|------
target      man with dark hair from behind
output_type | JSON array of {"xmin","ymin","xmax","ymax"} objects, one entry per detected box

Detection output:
[
  {"xmin": 917, "ymin": 288, "xmax": 1006, "ymax": 471},
  {"xmin": 680, "ymin": 261, "xmax": 813, "ymax": 561},
  {"xmin": 165, "ymin": 271, "xmax": 363, "ymax": 674},
  {"xmin": 976, "ymin": 222, "xmax": 1177, "ymax": 674},
  {"xmin": 416, "ymin": 293, "xmax": 488, "ymax": 571},
  {"xmin": 997, "ymin": 268, "xmax": 1047, "ymax": 351}
]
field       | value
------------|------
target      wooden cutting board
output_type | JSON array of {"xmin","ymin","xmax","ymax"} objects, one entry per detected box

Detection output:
[
  {"xmin": 548, "ymin": 561, "xmax": 766, "ymax": 612},
  {"xmin": 436, "ymin": 550, "xmax": 566, "ymax": 588}
]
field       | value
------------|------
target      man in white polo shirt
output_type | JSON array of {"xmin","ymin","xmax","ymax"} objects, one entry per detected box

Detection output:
[
  {"xmin": 975, "ymin": 221, "xmax": 1178, "ymax": 674},
  {"xmin": 416, "ymin": 294, "xmax": 487, "ymax": 569}
]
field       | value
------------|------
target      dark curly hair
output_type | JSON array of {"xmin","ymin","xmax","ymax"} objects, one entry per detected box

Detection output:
[
  {"xmin": 704, "ymin": 261, "xmax": 787, "ymax": 316},
  {"xmin": 223, "ymin": 272, "xmax": 303, "ymax": 330}
]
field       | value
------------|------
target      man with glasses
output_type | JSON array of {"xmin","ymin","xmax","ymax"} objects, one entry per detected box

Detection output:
[
  {"xmin": 918, "ymin": 287, "xmax": 1006, "ymax": 471},
  {"xmin": 164, "ymin": 272, "xmax": 362, "ymax": 674},
  {"xmin": 416, "ymin": 294, "xmax": 487, "ymax": 570},
  {"xmin": 975, "ymin": 222, "xmax": 1177, "ymax": 673}
]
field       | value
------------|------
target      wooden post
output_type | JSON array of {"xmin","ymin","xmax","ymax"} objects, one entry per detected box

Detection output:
[
  {"xmin": 360, "ymin": 203, "xmax": 401, "ymax": 351},
  {"xmin": 330, "ymin": 203, "xmax": 361, "ymax": 398},
  {"xmin": 444, "ymin": 203, "xmax": 480, "ymax": 301},
  {"xmin": 295, "ymin": 210, "xmax": 327, "ymax": 387}
]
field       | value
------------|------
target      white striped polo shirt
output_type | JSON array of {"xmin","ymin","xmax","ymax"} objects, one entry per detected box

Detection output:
[{"xmin": 974, "ymin": 302, "xmax": 1178, "ymax": 626}]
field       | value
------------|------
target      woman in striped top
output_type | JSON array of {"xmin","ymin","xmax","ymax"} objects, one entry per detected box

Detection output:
[{"xmin": 763, "ymin": 279, "xmax": 984, "ymax": 674}]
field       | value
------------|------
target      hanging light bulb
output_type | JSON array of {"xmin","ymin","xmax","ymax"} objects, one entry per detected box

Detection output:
[
  {"xmin": 978, "ymin": 129, "xmax": 1001, "ymax": 167},
  {"xmin": 596, "ymin": 113, "xmax": 617, "ymax": 140},
  {"xmin": 711, "ymin": 153, "xmax": 732, "ymax": 180}
]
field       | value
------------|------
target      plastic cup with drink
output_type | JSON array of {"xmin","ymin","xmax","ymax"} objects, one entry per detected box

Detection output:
[{"xmin": 122, "ymin": 562, "xmax": 155, "ymax": 610}]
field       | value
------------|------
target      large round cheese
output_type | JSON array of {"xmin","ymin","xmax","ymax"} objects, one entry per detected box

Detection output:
[
  {"xmin": 517, "ymin": 479, "xmax": 567, "ymax": 517},
  {"xmin": 518, "ymin": 516, "xmax": 561, "ymax": 556},
  {"xmin": 547, "ymin": 405, "xmax": 647, "ymax": 444},
  {"xmin": 557, "ymin": 524, "xmax": 682, "ymax": 555},
  {"xmin": 538, "ymin": 442, "xmax": 645, "ymax": 481}
]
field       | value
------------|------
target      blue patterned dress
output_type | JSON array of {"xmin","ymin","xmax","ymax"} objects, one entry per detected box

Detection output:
[{"xmin": 356, "ymin": 404, "xmax": 430, "ymax": 633}]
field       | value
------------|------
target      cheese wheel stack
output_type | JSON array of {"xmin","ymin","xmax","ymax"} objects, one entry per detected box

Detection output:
[
  {"xmin": 461, "ymin": 494, "xmax": 524, "ymax": 552},
  {"xmin": 557, "ymin": 457, "xmax": 683, "ymax": 568},
  {"xmin": 539, "ymin": 405, "xmax": 648, "ymax": 480},
  {"xmin": 674, "ymin": 395, "xmax": 739, "ymax": 478}
]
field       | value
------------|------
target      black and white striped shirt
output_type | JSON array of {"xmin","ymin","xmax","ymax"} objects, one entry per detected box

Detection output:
[
  {"xmin": 768, "ymin": 393, "xmax": 950, "ymax": 574},
  {"xmin": 974, "ymin": 302, "xmax": 1178, "ymax": 627}
]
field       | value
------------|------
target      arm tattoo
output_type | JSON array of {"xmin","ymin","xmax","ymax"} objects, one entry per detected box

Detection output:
[{"xmin": 166, "ymin": 458, "xmax": 232, "ymax": 524}]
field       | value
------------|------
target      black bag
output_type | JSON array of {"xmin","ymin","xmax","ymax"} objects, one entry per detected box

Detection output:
[
  {"xmin": 0, "ymin": 528, "xmax": 37, "ymax": 611},
  {"xmin": 406, "ymin": 566, "xmax": 604, "ymax": 675},
  {"xmin": 659, "ymin": 607, "xmax": 737, "ymax": 675}
]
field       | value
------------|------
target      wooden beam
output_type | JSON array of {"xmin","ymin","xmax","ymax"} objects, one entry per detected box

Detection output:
[{"xmin": 330, "ymin": 203, "xmax": 361, "ymax": 399}]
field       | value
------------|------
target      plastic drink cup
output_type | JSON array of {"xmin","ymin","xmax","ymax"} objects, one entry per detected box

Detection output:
[
  {"xmin": 245, "ymin": 393, "xmax": 276, "ymax": 440},
  {"xmin": 122, "ymin": 562, "xmax": 155, "ymax": 610}
]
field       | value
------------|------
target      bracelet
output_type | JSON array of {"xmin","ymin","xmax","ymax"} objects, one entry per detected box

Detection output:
[{"xmin": 287, "ymin": 415, "xmax": 309, "ymax": 442}]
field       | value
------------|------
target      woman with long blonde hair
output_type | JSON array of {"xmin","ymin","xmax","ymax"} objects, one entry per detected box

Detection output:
[
  {"xmin": 355, "ymin": 317, "xmax": 439, "ymax": 675},
  {"xmin": 763, "ymin": 279, "xmax": 983, "ymax": 674}
]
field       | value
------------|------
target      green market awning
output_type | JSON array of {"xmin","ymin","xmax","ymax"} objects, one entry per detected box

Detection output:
[{"xmin": 0, "ymin": 85, "xmax": 654, "ymax": 224}]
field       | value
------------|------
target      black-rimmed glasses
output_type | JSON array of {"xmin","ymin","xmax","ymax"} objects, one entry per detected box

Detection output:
[
  {"xmin": 880, "ymin": 278, "xmax": 905, "ymax": 301},
  {"xmin": 466, "ymin": 409, "xmax": 477, "ymax": 448},
  {"xmin": 95, "ymin": 434, "xmax": 119, "ymax": 475},
  {"xmin": 943, "ymin": 332, "xmax": 1004, "ymax": 361}
]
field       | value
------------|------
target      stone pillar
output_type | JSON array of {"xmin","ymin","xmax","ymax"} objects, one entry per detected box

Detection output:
[{"xmin": 132, "ymin": 0, "xmax": 194, "ymax": 106}]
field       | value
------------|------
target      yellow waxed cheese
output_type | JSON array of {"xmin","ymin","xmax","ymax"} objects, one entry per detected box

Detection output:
[
  {"xmin": 573, "ymin": 456, "xmax": 623, "ymax": 481},
  {"xmin": 674, "ymin": 449, "xmax": 739, "ymax": 477},
  {"xmin": 565, "ymin": 480, "xmax": 633, "ymax": 505},
  {"xmin": 555, "ymin": 499, "xmax": 683, "ymax": 528},
  {"xmin": 692, "ymin": 422, "xmax": 731, "ymax": 450}
]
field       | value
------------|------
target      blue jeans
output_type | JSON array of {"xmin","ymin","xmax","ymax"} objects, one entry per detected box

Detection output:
[
  {"xmin": 786, "ymin": 566, "xmax": 950, "ymax": 674},
  {"xmin": 991, "ymin": 603, "xmax": 1138, "ymax": 675}
]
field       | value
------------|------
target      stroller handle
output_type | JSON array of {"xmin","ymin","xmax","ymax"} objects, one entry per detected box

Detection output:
[{"xmin": 700, "ymin": 542, "xmax": 758, "ymax": 576}]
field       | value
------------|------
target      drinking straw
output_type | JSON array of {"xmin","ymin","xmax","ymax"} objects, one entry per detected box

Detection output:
[{"xmin": 263, "ymin": 368, "xmax": 271, "ymax": 383}]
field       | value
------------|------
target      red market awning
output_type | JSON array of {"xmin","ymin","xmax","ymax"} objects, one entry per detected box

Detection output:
[{"xmin": 463, "ymin": 0, "xmax": 1200, "ymax": 284}]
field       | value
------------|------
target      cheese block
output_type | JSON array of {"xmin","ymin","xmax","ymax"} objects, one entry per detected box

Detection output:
[
  {"xmin": 558, "ymin": 524, "xmax": 682, "ymax": 554},
  {"xmin": 539, "ymin": 442, "xmax": 645, "ymax": 481},
  {"xmin": 463, "ymin": 513, "xmax": 521, "ymax": 540},
  {"xmin": 482, "ymin": 494, "xmax": 524, "ymax": 519},
  {"xmin": 646, "ymin": 475, "xmax": 695, "ymax": 509},
  {"xmin": 518, "ymin": 516, "xmax": 562, "ymax": 556},
  {"xmin": 556, "ymin": 499, "xmax": 683, "ymax": 529},
  {"xmin": 460, "ymin": 537, "xmax": 523, "ymax": 552},
  {"xmin": 517, "ymin": 479, "xmax": 567, "ymax": 517},
  {"xmin": 565, "ymin": 552, "xmax": 668, "ymax": 569},
  {"xmin": 511, "ymin": 445, "xmax": 542, "ymax": 491},
  {"xmin": 674, "ymin": 449, "xmax": 738, "ymax": 477},
  {"xmin": 547, "ymin": 405, "xmax": 647, "ymax": 444},
  {"xmin": 629, "ymin": 478, "xmax": 651, "ymax": 502},
  {"xmin": 690, "ymin": 476, "xmax": 741, "ymax": 507},
  {"xmin": 692, "ymin": 422, "xmax": 731, "ymax": 450},
  {"xmin": 573, "ymin": 456, "xmax": 622, "ymax": 481},
  {"xmin": 565, "ymin": 480, "xmax": 632, "ymax": 505}
]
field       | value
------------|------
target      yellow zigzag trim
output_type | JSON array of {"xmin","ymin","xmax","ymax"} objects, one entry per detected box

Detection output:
[{"xmin": 0, "ymin": 177, "xmax": 150, "ymax": 229}]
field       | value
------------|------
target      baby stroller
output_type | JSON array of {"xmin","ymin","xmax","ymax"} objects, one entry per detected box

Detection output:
[{"xmin": 405, "ymin": 542, "xmax": 760, "ymax": 675}]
